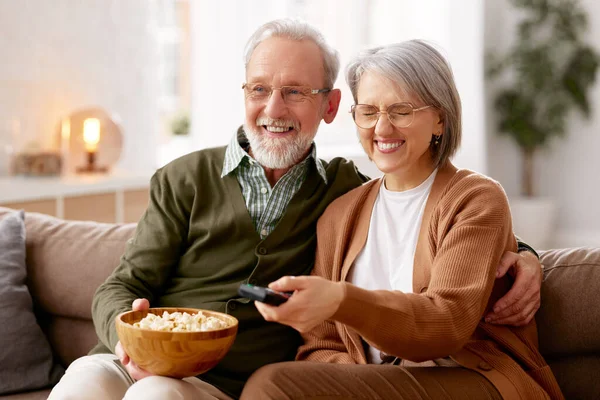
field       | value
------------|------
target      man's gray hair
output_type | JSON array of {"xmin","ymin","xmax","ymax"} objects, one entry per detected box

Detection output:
[
  {"xmin": 244, "ymin": 18, "xmax": 340, "ymax": 88},
  {"xmin": 345, "ymin": 40, "xmax": 462, "ymax": 168}
]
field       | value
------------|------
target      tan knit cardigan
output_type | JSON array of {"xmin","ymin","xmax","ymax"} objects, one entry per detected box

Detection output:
[{"xmin": 297, "ymin": 163, "xmax": 563, "ymax": 400}]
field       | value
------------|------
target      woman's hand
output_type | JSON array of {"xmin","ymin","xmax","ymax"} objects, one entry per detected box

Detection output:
[
  {"xmin": 254, "ymin": 276, "xmax": 344, "ymax": 333},
  {"xmin": 486, "ymin": 251, "xmax": 542, "ymax": 326}
]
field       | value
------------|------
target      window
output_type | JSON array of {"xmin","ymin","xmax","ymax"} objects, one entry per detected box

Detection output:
[
  {"xmin": 155, "ymin": 0, "xmax": 191, "ymax": 135},
  {"xmin": 155, "ymin": 0, "xmax": 192, "ymax": 165}
]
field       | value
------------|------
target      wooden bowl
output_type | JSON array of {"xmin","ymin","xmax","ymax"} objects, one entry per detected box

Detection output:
[{"xmin": 115, "ymin": 307, "xmax": 238, "ymax": 378}]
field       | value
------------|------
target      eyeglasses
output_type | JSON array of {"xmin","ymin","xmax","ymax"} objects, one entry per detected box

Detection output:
[
  {"xmin": 350, "ymin": 102, "xmax": 433, "ymax": 129},
  {"xmin": 242, "ymin": 83, "xmax": 331, "ymax": 103}
]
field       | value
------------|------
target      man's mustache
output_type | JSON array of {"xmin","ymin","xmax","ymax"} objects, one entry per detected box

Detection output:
[{"xmin": 255, "ymin": 118, "xmax": 299, "ymax": 131}]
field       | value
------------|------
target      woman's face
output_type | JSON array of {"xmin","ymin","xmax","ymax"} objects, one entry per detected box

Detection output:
[{"xmin": 355, "ymin": 71, "xmax": 443, "ymax": 190}]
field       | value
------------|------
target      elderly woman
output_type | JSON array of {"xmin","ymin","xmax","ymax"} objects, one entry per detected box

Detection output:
[{"xmin": 242, "ymin": 41, "xmax": 563, "ymax": 399}]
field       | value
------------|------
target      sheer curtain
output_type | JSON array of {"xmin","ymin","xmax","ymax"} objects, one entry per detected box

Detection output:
[{"xmin": 189, "ymin": 0, "xmax": 485, "ymax": 173}]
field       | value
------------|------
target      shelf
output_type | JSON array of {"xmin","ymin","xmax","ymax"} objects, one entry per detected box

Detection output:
[
  {"xmin": 0, "ymin": 169, "xmax": 153, "ymax": 203},
  {"xmin": 0, "ymin": 169, "xmax": 154, "ymax": 223}
]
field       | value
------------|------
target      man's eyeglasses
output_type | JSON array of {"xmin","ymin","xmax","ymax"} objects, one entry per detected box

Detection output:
[
  {"xmin": 350, "ymin": 103, "xmax": 433, "ymax": 129},
  {"xmin": 242, "ymin": 83, "xmax": 331, "ymax": 103}
]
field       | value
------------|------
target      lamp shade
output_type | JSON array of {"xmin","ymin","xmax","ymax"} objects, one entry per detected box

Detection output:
[{"xmin": 55, "ymin": 107, "xmax": 123, "ymax": 173}]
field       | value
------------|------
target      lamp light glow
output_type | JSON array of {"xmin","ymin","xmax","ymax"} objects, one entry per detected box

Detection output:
[{"xmin": 83, "ymin": 118, "xmax": 100, "ymax": 152}]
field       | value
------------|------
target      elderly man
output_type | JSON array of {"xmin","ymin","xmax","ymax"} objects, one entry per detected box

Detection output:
[{"xmin": 48, "ymin": 19, "xmax": 543, "ymax": 400}]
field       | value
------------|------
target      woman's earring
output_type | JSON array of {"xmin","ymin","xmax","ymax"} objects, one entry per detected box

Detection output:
[{"xmin": 433, "ymin": 134, "xmax": 441, "ymax": 145}]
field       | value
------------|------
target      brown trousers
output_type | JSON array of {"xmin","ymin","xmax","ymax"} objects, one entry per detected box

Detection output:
[{"xmin": 240, "ymin": 362, "xmax": 503, "ymax": 400}]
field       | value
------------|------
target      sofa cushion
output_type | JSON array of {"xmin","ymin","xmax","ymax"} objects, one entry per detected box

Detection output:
[
  {"xmin": 545, "ymin": 355, "xmax": 600, "ymax": 400},
  {"xmin": 537, "ymin": 247, "xmax": 600, "ymax": 357},
  {"xmin": 19, "ymin": 209, "xmax": 136, "ymax": 320},
  {"xmin": 0, "ymin": 389, "xmax": 52, "ymax": 400},
  {"xmin": 0, "ymin": 211, "xmax": 64, "ymax": 395},
  {"xmin": 47, "ymin": 316, "xmax": 99, "ymax": 367}
]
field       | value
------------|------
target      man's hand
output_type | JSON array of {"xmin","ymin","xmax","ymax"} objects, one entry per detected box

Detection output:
[
  {"xmin": 255, "ymin": 276, "xmax": 344, "ymax": 333},
  {"xmin": 485, "ymin": 251, "xmax": 542, "ymax": 326},
  {"xmin": 115, "ymin": 298, "xmax": 154, "ymax": 381}
]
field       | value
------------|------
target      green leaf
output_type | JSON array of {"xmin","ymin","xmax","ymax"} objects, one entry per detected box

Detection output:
[
  {"xmin": 170, "ymin": 112, "xmax": 190, "ymax": 136},
  {"xmin": 562, "ymin": 45, "xmax": 600, "ymax": 117}
]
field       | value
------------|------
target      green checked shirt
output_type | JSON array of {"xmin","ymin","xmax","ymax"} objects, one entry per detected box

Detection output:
[{"xmin": 221, "ymin": 130, "xmax": 328, "ymax": 239}]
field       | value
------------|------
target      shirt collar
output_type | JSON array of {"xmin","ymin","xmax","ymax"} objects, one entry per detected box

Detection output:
[
  {"xmin": 221, "ymin": 127, "xmax": 249, "ymax": 177},
  {"xmin": 222, "ymin": 126, "xmax": 328, "ymax": 184}
]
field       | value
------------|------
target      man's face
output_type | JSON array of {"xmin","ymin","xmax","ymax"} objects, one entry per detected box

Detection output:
[{"xmin": 243, "ymin": 37, "xmax": 339, "ymax": 169}]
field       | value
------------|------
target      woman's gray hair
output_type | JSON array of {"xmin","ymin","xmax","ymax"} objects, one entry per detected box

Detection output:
[
  {"xmin": 244, "ymin": 18, "xmax": 340, "ymax": 88},
  {"xmin": 346, "ymin": 40, "xmax": 462, "ymax": 168}
]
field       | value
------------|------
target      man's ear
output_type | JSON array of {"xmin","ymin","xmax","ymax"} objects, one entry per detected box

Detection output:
[{"xmin": 322, "ymin": 89, "xmax": 342, "ymax": 124}]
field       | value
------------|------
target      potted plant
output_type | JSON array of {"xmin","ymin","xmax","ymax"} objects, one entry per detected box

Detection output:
[
  {"xmin": 487, "ymin": 0, "xmax": 599, "ymax": 248},
  {"xmin": 170, "ymin": 111, "xmax": 190, "ymax": 137},
  {"xmin": 158, "ymin": 111, "xmax": 192, "ymax": 166}
]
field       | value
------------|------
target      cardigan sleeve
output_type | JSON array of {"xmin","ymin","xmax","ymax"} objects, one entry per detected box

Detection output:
[
  {"xmin": 296, "ymin": 210, "xmax": 356, "ymax": 364},
  {"xmin": 297, "ymin": 319, "xmax": 356, "ymax": 363},
  {"xmin": 331, "ymin": 179, "xmax": 516, "ymax": 362},
  {"xmin": 92, "ymin": 167, "xmax": 190, "ymax": 353}
]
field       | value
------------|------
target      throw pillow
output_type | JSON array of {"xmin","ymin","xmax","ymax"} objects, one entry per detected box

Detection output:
[{"xmin": 0, "ymin": 210, "xmax": 64, "ymax": 395}]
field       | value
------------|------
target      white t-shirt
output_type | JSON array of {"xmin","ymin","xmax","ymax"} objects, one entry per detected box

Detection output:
[{"xmin": 347, "ymin": 169, "xmax": 438, "ymax": 363}]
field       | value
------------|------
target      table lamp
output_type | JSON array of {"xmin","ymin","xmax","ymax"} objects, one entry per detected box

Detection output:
[{"xmin": 77, "ymin": 118, "xmax": 107, "ymax": 173}]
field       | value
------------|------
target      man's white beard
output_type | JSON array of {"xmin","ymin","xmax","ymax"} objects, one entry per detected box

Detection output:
[{"xmin": 244, "ymin": 123, "xmax": 318, "ymax": 170}]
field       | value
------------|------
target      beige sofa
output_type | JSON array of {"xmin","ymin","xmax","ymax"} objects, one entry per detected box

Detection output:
[{"xmin": 0, "ymin": 207, "xmax": 598, "ymax": 399}]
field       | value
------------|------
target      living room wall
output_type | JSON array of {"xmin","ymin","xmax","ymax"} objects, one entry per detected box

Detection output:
[
  {"xmin": 485, "ymin": 0, "xmax": 600, "ymax": 247},
  {"xmin": 0, "ymin": 0, "xmax": 162, "ymax": 173}
]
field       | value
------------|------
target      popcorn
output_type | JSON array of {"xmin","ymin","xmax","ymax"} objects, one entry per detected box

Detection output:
[{"xmin": 133, "ymin": 311, "xmax": 228, "ymax": 332}]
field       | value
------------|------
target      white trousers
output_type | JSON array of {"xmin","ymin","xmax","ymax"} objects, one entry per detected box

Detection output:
[{"xmin": 47, "ymin": 354, "xmax": 233, "ymax": 400}]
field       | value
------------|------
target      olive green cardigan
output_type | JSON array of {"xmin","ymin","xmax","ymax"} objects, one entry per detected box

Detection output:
[{"xmin": 90, "ymin": 146, "xmax": 367, "ymax": 398}]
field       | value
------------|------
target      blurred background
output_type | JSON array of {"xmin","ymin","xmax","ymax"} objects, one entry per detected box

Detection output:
[{"xmin": 0, "ymin": 0, "xmax": 598, "ymax": 249}]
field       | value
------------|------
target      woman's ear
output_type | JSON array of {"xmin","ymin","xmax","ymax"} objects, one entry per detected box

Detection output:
[{"xmin": 435, "ymin": 113, "xmax": 445, "ymax": 135}]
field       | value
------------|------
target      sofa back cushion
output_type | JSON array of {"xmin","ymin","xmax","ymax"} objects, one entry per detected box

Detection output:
[
  {"xmin": 0, "ymin": 207, "xmax": 136, "ymax": 366},
  {"xmin": 537, "ymin": 246, "xmax": 600, "ymax": 400},
  {"xmin": 17, "ymin": 209, "xmax": 136, "ymax": 319},
  {"xmin": 537, "ymin": 246, "xmax": 600, "ymax": 356}
]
